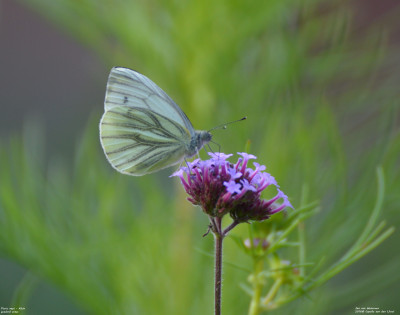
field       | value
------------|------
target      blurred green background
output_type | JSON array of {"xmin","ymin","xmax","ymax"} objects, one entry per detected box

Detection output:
[{"xmin": 0, "ymin": 0, "xmax": 399, "ymax": 314}]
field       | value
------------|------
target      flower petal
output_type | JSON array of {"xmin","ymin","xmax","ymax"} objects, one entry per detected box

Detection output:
[{"xmin": 224, "ymin": 181, "xmax": 242, "ymax": 194}]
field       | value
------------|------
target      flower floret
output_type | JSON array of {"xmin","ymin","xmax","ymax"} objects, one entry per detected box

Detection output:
[{"xmin": 224, "ymin": 181, "xmax": 242, "ymax": 194}]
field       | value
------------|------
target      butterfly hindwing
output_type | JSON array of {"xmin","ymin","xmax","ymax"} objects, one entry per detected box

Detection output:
[{"xmin": 100, "ymin": 105, "xmax": 191, "ymax": 175}]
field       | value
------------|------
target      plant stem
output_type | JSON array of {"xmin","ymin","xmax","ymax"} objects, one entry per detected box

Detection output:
[
  {"xmin": 261, "ymin": 278, "xmax": 283, "ymax": 307},
  {"xmin": 248, "ymin": 258, "xmax": 264, "ymax": 315},
  {"xmin": 223, "ymin": 219, "xmax": 240, "ymax": 236},
  {"xmin": 213, "ymin": 217, "xmax": 223, "ymax": 315},
  {"xmin": 298, "ymin": 221, "xmax": 306, "ymax": 277}
]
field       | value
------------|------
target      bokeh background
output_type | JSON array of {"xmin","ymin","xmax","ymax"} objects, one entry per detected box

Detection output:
[{"xmin": 0, "ymin": 0, "xmax": 399, "ymax": 314}]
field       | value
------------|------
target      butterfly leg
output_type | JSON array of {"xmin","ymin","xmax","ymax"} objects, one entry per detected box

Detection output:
[
  {"xmin": 202, "ymin": 224, "xmax": 212, "ymax": 237},
  {"xmin": 209, "ymin": 141, "xmax": 221, "ymax": 154},
  {"xmin": 184, "ymin": 158, "xmax": 190, "ymax": 170}
]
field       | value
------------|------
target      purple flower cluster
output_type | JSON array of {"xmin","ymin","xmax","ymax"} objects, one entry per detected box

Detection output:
[{"xmin": 171, "ymin": 152, "xmax": 293, "ymax": 223}]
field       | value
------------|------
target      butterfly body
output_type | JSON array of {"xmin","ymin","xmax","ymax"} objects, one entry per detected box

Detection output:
[{"xmin": 100, "ymin": 67, "xmax": 212, "ymax": 176}]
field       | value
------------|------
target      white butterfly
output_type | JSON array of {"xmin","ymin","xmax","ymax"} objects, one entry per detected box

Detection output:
[{"xmin": 99, "ymin": 67, "xmax": 212, "ymax": 176}]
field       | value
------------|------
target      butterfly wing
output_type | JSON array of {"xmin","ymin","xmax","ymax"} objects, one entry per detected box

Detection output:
[
  {"xmin": 105, "ymin": 67, "xmax": 195, "ymax": 134},
  {"xmin": 100, "ymin": 105, "xmax": 192, "ymax": 175},
  {"xmin": 100, "ymin": 67, "xmax": 197, "ymax": 176}
]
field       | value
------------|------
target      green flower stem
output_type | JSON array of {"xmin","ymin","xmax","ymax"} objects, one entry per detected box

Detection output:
[
  {"xmin": 11, "ymin": 272, "xmax": 38, "ymax": 309},
  {"xmin": 248, "ymin": 258, "xmax": 265, "ymax": 315},
  {"xmin": 261, "ymin": 277, "xmax": 283, "ymax": 308},
  {"xmin": 298, "ymin": 221, "xmax": 306, "ymax": 278},
  {"xmin": 267, "ymin": 218, "xmax": 300, "ymax": 253},
  {"xmin": 298, "ymin": 185, "xmax": 308, "ymax": 278},
  {"xmin": 344, "ymin": 167, "xmax": 384, "ymax": 259},
  {"xmin": 274, "ymin": 226, "xmax": 394, "ymax": 308}
]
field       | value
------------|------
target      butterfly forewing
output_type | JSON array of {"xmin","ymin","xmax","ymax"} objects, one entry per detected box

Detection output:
[{"xmin": 105, "ymin": 67, "xmax": 194, "ymax": 134}]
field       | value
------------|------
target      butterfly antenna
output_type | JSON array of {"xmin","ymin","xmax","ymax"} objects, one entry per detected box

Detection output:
[{"xmin": 207, "ymin": 117, "xmax": 247, "ymax": 132}]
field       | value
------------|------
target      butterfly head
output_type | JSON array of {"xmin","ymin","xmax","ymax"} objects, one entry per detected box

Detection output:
[
  {"xmin": 198, "ymin": 130, "xmax": 212, "ymax": 148},
  {"xmin": 186, "ymin": 131, "xmax": 212, "ymax": 158}
]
